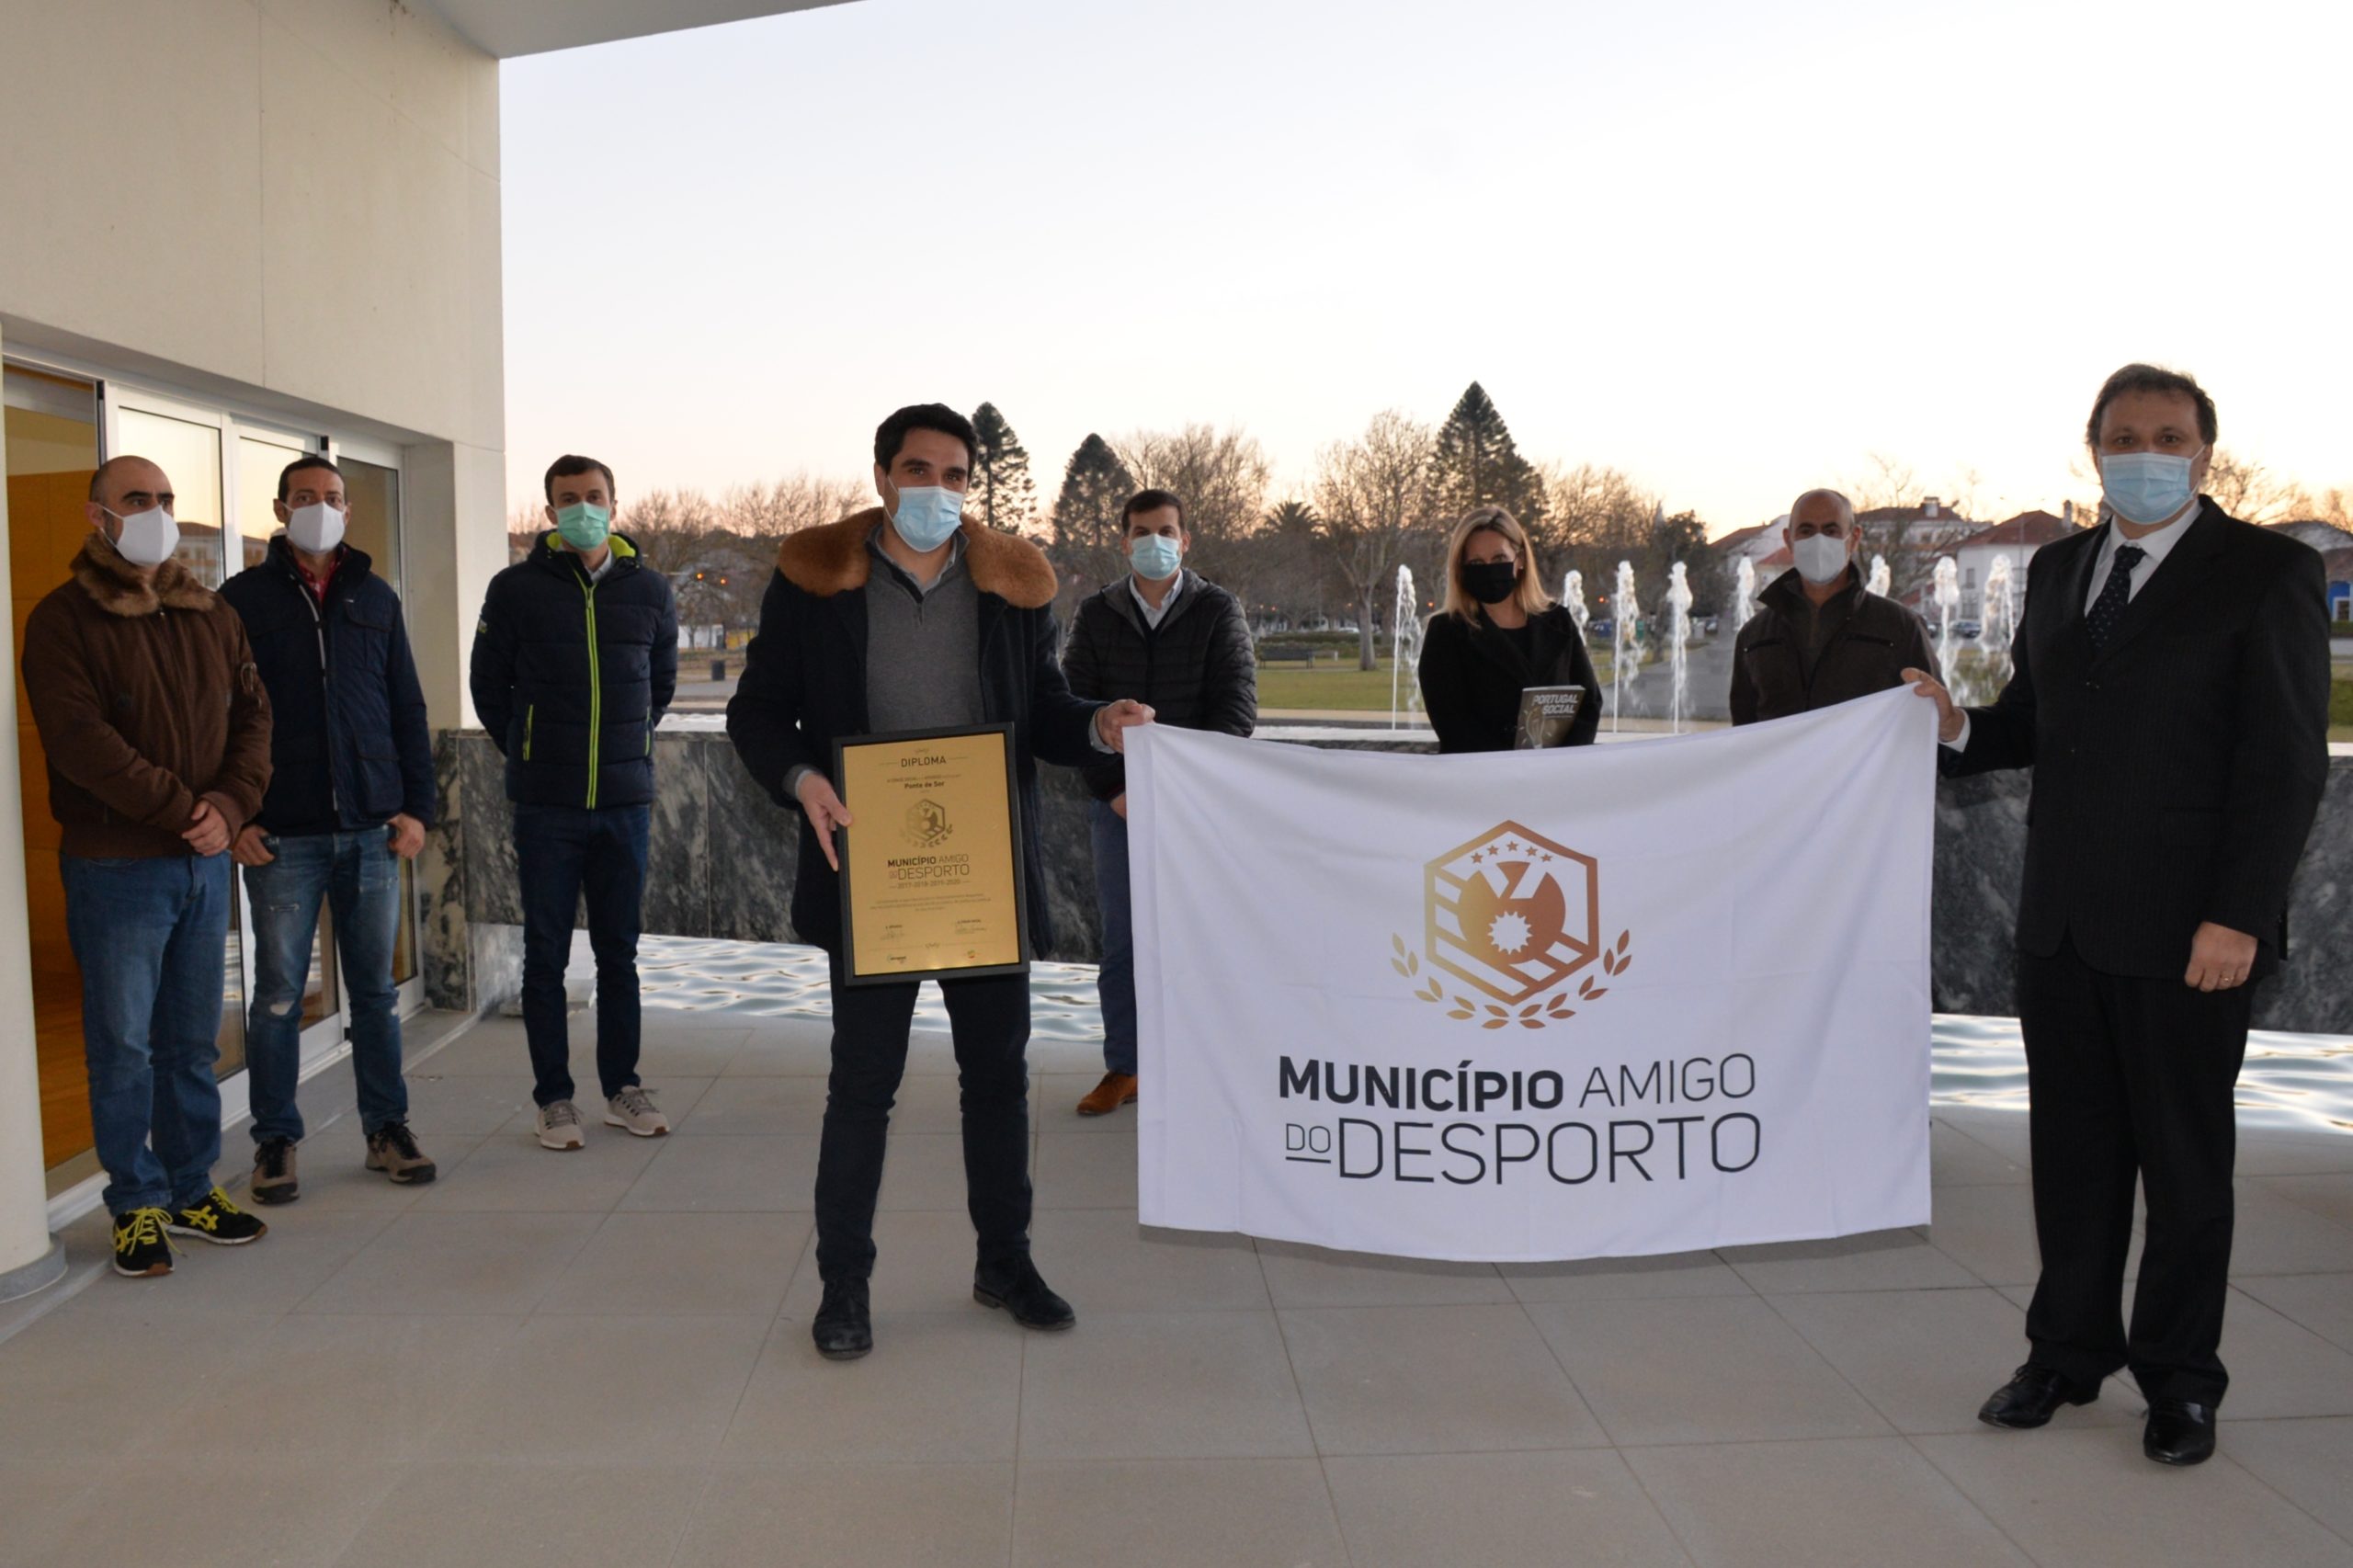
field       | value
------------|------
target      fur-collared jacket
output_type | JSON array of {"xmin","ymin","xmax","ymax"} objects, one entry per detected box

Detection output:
[
  {"xmin": 21, "ymin": 539, "xmax": 273, "ymax": 858},
  {"xmin": 725, "ymin": 509, "xmax": 1103, "ymax": 955}
]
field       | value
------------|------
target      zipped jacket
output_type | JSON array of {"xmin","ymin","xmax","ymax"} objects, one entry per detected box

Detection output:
[
  {"xmin": 221, "ymin": 536, "xmax": 433, "ymax": 835},
  {"xmin": 470, "ymin": 532, "xmax": 679, "ymax": 810},
  {"xmin": 1060, "ymin": 569, "xmax": 1256, "ymax": 801},
  {"xmin": 1729, "ymin": 566, "xmax": 1939, "ymax": 725}
]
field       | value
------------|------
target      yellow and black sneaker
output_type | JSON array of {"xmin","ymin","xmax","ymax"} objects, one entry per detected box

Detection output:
[
  {"xmin": 167, "ymin": 1187, "xmax": 268, "ymax": 1246},
  {"xmin": 111, "ymin": 1208, "xmax": 176, "ymax": 1278}
]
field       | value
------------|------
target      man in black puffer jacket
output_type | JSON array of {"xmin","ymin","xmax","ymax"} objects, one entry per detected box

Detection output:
[
  {"xmin": 221, "ymin": 456, "xmax": 437, "ymax": 1200},
  {"xmin": 1060, "ymin": 487, "xmax": 1256, "ymax": 1118},
  {"xmin": 470, "ymin": 454, "xmax": 678, "ymax": 1152}
]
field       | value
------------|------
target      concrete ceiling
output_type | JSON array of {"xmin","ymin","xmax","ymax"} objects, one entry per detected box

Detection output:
[{"xmin": 415, "ymin": 0, "xmax": 857, "ymax": 59}]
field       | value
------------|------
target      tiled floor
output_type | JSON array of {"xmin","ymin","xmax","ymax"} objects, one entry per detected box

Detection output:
[{"xmin": 6, "ymin": 1011, "xmax": 2353, "ymax": 1568}]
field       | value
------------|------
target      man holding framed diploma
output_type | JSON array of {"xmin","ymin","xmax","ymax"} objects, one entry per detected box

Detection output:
[{"xmin": 727, "ymin": 404, "xmax": 1152, "ymax": 1361}]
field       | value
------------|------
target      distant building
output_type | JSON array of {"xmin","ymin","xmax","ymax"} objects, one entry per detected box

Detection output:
[
  {"xmin": 1945, "ymin": 510, "xmax": 2080, "ymax": 619},
  {"xmin": 2270, "ymin": 520, "xmax": 2353, "ymax": 554},
  {"xmin": 2322, "ymin": 547, "xmax": 2351, "ymax": 628}
]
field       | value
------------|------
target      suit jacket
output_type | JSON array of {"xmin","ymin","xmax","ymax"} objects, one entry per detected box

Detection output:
[
  {"xmin": 1417, "ymin": 604, "xmax": 1603, "ymax": 754},
  {"xmin": 1944, "ymin": 499, "xmax": 2330, "ymax": 980},
  {"xmin": 723, "ymin": 511, "xmax": 1102, "ymax": 955}
]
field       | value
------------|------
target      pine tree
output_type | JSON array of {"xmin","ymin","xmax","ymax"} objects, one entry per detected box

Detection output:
[
  {"xmin": 970, "ymin": 402, "xmax": 1039, "ymax": 535},
  {"xmin": 1431, "ymin": 381, "xmax": 1549, "ymax": 540},
  {"xmin": 1049, "ymin": 433, "xmax": 1136, "ymax": 585}
]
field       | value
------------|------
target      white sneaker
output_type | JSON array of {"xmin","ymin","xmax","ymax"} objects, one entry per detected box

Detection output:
[
  {"xmin": 535, "ymin": 1100, "xmax": 585, "ymax": 1151},
  {"xmin": 605, "ymin": 1085, "xmax": 669, "ymax": 1137}
]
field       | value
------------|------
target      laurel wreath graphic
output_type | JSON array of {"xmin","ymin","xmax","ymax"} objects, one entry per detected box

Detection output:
[{"xmin": 1391, "ymin": 929, "xmax": 1633, "ymax": 1029}]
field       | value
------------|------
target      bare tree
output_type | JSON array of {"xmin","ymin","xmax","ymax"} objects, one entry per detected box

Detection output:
[
  {"xmin": 1841, "ymin": 451, "xmax": 1920, "ymax": 514},
  {"xmin": 2200, "ymin": 448, "xmax": 2313, "ymax": 525},
  {"xmin": 1112, "ymin": 423, "xmax": 1271, "ymax": 585},
  {"xmin": 720, "ymin": 472, "xmax": 870, "ymax": 539},
  {"xmin": 1313, "ymin": 411, "xmax": 1440, "ymax": 670}
]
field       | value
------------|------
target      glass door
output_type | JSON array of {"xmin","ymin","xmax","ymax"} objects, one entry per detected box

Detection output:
[
  {"xmin": 6, "ymin": 361, "xmax": 105, "ymax": 1187},
  {"xmin": 103, "ymin": 392, "xmax": 255, "ymax": 1093},
  {"xmin": 330, "ymin": 438, "xmax": 424, "ymax": 1015}
]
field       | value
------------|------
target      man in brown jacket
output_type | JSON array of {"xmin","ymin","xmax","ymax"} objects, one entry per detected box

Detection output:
[
  {"xmin": 1730, "ymin": 487, "xmax": 1939, "ymax": 724},
  {"xmin": 21, "ymin": 456, "xmax": 275, "ymax": 1278}
]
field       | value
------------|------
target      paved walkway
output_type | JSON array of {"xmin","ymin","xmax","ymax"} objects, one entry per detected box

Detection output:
[{"xmin": 5, "ymin": 1010, "xmax": 2351, "ymax": 1567}]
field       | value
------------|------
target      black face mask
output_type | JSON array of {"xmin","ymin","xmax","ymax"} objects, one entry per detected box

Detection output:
[{"xmin": 1462, "ymin": 561, "xmax": 1518, "ymax": 606}]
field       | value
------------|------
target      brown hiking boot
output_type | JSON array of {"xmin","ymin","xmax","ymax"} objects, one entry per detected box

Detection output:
[
  {"xmin": 365, "ymin": 1121, "xmax": 438, "ymax": 1184},
  {"xmin": 1076, "ymin": 1073, "xmax": 1138, "ymax": 1117}
]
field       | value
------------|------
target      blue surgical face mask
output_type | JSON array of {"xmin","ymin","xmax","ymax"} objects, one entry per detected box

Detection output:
[
  {"xmin": 555, "ymin": 502, "xmax": 610, "ymax": 551},
  {"xmin": 1129, "ymin": 533, "xmax": 1183, "ymax": 582},
  {"xmin": 2099, "ymin": 449, "xmax": 2203, "ymax": 527},
  {"xmin": 888, "ymin": 484, "xmax": 964, "ymax": 551}
]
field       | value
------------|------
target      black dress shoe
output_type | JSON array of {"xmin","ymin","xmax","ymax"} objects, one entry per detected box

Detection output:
[
  {"xmin": 813, "ymin": 1278, "xmax": 872, "ymax": 1360},
  {"xmin": 973, "ymin": 1257, "xmax": 1076, "ymax": 1331},
  {"xmin": 1977, "ymin": 1364, "xmax": 2100, "ymax": 1428},
  {"xmin": 2143, "ymin": 1400, "xmax": 2217, "ymax": 1465}
]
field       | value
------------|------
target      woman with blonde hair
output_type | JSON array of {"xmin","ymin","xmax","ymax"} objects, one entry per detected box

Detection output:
[{"xmin": 1415, "ymin": 506, "xmax": 1602, "ymax": 753}]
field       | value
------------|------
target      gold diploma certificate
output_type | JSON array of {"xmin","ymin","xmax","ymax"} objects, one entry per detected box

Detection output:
[{"xmin": 835, "ymin": 724, "xmax": 1030, "ymax": 984}]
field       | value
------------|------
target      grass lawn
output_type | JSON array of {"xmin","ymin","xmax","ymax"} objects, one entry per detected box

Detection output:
[
  {"xmin": 1256, "ymin": 653, "xmax": 1631, "ymax": 712},
  {"xmin": 1256, "ymin": 655, "xmax": 1407, "ymax": 711}
]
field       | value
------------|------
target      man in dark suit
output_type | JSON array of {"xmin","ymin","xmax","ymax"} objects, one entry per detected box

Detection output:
[{"xmin": 1907, "ymin": 364, "xmax": 2331, "ymax": 1466}]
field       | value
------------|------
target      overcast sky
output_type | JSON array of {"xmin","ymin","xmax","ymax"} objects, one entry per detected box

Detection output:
[{"xmin": 501, "ymin": 0, "xmax": 2350, "ymax": 535}]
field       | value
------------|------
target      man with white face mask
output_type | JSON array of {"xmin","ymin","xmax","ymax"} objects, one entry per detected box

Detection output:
[
  {"xmin": 1730, "ymin": 487, "xmax": 1938, "ymax": 723},
  {"xmin": 21, "ymin": 456, "xmax": 275, "ymax": 1278},
  {"xmin": 1908, "ymin": 364, "xmax": 2330, "ymax": 1466},
  {"xmin": 221, "ymin": 458, "xmax": 438, "ymax": 1200}
]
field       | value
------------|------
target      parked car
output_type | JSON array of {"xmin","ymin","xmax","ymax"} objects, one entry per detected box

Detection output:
[
  {"xmin": 1955, "ymin": 620, "xmax": 1984, "ymax": 641},
  {"xmin": 1588, "ymin": 617, "xmax": 1615, "ymax": 639}
]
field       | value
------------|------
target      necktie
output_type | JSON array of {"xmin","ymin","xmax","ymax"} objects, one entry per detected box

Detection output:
[{"xmin": 2086, "ymin": 543, "xmax": 2146, "ymax": 656}]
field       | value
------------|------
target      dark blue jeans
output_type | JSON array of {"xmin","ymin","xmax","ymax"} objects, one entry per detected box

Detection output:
[
  {"xmin": 515, "ymin": 802, "xmax": 649, "ymax": 1108},
  {"xmin": 1088, "ymin": 799, "xmax": 1137, "ymax": 1076},
  {"xmin": 243, "ymin": 828, "xmax": 406, "ymax": 1142},
  {"xmin": 60, "ymin": 852, "xmax": 231, "ymax": 1216}
]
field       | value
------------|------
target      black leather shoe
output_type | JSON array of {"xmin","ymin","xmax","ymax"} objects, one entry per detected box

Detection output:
[
  {"xmin": 812, "ymin": 1278, "xmax": 872, "ymax": 1360},
  {"xmin": 1977, "ymin": 1364, "xmax": 2100, "ymax": 1428},
  {"xmin": 973, "ymin": 1257, "xmax": 1076, "ymax": 1331},
  {"xmin": 2143, "ymin": 1400, "xmax": 2217, "ymax": 1465}
]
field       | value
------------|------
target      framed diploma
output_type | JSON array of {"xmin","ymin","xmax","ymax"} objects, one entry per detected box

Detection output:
[{"xmin": 834, "ymin": 723, "xmax": 1031, "ymax": 985}]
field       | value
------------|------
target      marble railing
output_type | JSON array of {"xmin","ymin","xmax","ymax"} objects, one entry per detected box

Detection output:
[{"xmin": 419, "ymin": 728, "xmax": 2353, "ymax": 1035}]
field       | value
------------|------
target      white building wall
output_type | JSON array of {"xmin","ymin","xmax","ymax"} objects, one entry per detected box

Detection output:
[{"xmin": 0, "ymin": 0, "xmax": 507, "ymax": 1280}]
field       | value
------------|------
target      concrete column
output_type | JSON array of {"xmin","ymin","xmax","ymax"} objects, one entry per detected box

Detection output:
[
  {"xmin": 403, "ymin": 438, "xmax": 507, "ymax": 732},
  {"xmin": 0, "ymin": 320, "xmax": 68, "ymax": 1301}
]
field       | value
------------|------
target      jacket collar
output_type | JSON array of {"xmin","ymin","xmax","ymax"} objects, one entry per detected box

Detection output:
[
  {"xmin": 530, "ymin": 529, "xmax": 640, "ymax": 580},
  {"xmin": 265, "ymin": 531, "xmax": 375, "ymax": 597},
  {"xmin": 1097, "ymin": 567, "xmax": 1203, "ymax": 632},
  {"xmin": 70, "ymin": 537, "xmax": 216, "ymax": 617},
  {"xmin": 2084, "ymin": 498, "xmax": 2232, "ymax": 666},
  {"xmin": 1758, "ymin": 562, "xmax": 1861, "ymax": 618},
  {"xmin": 775, "ymin": 507, "xmax": 1060, "ymax": 608}
]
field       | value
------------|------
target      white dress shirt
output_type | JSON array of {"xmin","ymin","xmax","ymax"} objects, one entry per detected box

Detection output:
[
  {"xmin": 1941, "ymin": 496, "xmax": 2203, "ymax": 752},
  {"xmin": 1131, "ymin": 572, "xmax": 1182, "ymax": 630}
]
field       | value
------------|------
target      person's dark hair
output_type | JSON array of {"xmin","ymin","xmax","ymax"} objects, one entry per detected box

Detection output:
[
  {"xmin": 873, "ymin": 404, "xmax": 977, "ymax": 470},
  {"xmin": 277, "ymin": 455, "xmax": 345, "ymax": 502},
  {"xmin": 2086, "ymin": 364, "xmax": 2217, "ymax": 449},
  {"xmin": 1120, "ymin": 488, "xmax": 1186, "ymax": 530},
  {"xmin": 543, "ymin": 454, "xmax": 617, "ymax": 503}
]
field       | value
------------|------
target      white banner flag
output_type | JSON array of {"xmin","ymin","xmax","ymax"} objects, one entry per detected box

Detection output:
[{"xmin": 1128, "ymin": 688, "xmax": 1938, "ymax": 1263}]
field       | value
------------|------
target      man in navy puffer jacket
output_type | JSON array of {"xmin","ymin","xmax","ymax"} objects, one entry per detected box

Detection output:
[
  {"xmin": 471, "ymin": 454, "xmax": 679, "ymax": 1151},
  {"xmin": 221, "ymin": 455, "xmax": 437, "ymax": 1200}
]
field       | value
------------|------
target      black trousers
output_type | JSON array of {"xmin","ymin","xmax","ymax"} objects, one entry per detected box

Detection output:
[
  {"xmin": 813, "ymin": 954, "xmax": 1033, "ymax": 1283},
  {"xmin": 2018, "ymin": 936, "xmax": 2252, "ymax": 1406}
]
